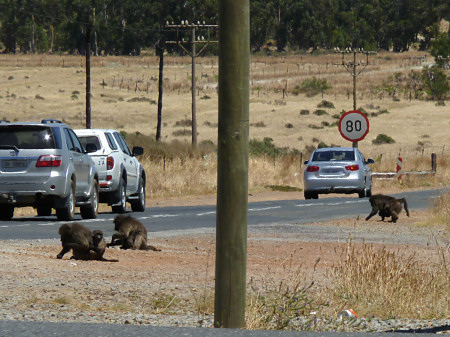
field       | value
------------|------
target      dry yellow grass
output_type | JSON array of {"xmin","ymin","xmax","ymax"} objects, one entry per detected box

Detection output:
[{"xmin": 0, "ymin": 52, "xmax": 448, "ymax": 199}]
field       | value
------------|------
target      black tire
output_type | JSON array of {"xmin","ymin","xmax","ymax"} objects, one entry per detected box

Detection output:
[
  {"xmin": 304, "ymin": 191, "xmax": 312, "ymax": 200},
  {"xmin": 0, "ymin": 204, "xmax": 14, "ymax": 220},
  {"xmin": 366, "ymin": 187, "xmax": 372, "ymax": 197},
  {"xmin": 358, "ymin": 190, "xmax": 366, "ymax": 198},
  {"xmin": 80, "ymin": 179, "xmax": 99, "ymax": 219},
  {"xmin": 36, "ymin": 206, "xmax": 52, "ymax": 216},
  {"xmin": 112, "ymin": 177, "xmax": 127, "ymax": 213},
  {"xmin": 56, "ymin": 181, "xmax": 75, "ymax": 221},
  {"xmin": 312, "ymin": 192, "xmax": 319, "ymax": 199},
  {"xmin": 131, "ymin": 176, "xmax": 146, "ymax": 212}
]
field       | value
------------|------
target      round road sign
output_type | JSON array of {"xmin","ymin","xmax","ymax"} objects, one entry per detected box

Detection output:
[{"xmin": 338, "ymin": 110, "xmax": 369, "ymax": 142}]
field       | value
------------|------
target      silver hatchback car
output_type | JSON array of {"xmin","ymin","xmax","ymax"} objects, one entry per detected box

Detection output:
[{"xmin": 303, "ymin": 147, "xmax": 374, "ymax": 199}]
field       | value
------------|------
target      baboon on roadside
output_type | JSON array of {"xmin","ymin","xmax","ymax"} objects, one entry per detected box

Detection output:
[
  {"xmin": 57, "ymin": 224, "xmax": 118, "ymax": 261},
  {"xmin": 365, "ymin": 194, "xmax": 410, "ymax": 223},
  {"xmin": 108, "ymin": 214, "xmax": 161, "ymax": 251}
]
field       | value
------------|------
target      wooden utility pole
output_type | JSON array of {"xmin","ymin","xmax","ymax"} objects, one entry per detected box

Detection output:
[
  {"xmin": 156, "ymin": 37, "xmax": 165, "ymax": 142},
  {"xmin": 215, "ymin": 0, "xmax": 249, "ymax": 329},
  {"xmin": 335, "ymin": 47, "xmax": 376, "ymax": 148},
  {"xmin": 85, "ymin": 15, "xmax": 92, "ymax": 129},
  {"xmin": 165, "ymin": 22, "xmax": 218, "ymax": 148}
]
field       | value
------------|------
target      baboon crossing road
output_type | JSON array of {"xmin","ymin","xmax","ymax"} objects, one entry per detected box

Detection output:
[{"xmin": 365, "ymin": 194, "xmax": 410, "ymax": 223}]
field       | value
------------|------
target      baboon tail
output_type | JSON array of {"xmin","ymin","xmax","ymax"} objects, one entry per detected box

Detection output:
[
  {"xmin": 100, "ymin": 258, "xmax": 119, "ymax": 262},
  {"xmin": 145, "ymin": 245, "xmax": 161, "ymax": 252},
  {"xmin": 399, "ymin": 198, "xmax": 410, "ymax": 216}
]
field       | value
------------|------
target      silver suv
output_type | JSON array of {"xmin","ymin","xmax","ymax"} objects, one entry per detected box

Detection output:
[
  {"xmin": 0, "ymin": 119, "xmax": 99, "ymax": 221},
  {"xmin": 75, "ymin": 129, "xmax": 146, "ymax": 213}
]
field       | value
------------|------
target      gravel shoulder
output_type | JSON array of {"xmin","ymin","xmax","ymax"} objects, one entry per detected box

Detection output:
[{"xmin": 0, "ymin": 191, "xmax": 448, "ymax": 332}]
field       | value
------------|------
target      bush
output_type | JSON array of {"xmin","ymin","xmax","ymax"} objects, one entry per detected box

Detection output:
[
  {"xmin": 317, "ymin": 100, "xmax": 335, "ymax": 108},
  {"xmin": 293, "ymin": 77, "xmax": 332, "ymax": 97},
  {"xmin": 421, "ymin": 66, "xmax": 449, "ymax": 101},
  {"xmin": 299, "ymin": 109, "xmax": 310, "ymax": 116},
  {"xmin": 372, "ymin": 134, "xmax": 395, "ymax": 145},
  {"xmin": 249, "ymin": 137, "xmax": 293, "ymax": 157},
  {"xmin": 313, "ymin": 109, "xmax": 328, "ymax": 116}
]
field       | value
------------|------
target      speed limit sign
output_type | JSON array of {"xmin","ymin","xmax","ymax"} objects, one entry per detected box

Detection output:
[{"xmin": 338, "ymin": 110, "xmax": 369, "ymax": 142}]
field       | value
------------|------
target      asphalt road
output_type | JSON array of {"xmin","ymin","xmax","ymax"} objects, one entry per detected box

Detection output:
[
  {"xmin": 0, "ymin": 319, "xmax": 443, "ymax": 337},
  {"xmin": 0, "ymin": 188, "xmax": 445, "ymax": 241}
]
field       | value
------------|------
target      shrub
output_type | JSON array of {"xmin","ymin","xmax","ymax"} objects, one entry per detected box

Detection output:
[
  {"xmin": 317, "ymin": 100, "xmax": 335, "ymax": 108},
  {"xmin": 313, "ymin": 109, "xmax": 328, "ymax": 116},
  {"xmin": 249, "ymin": 137, "xmax": 291, "ymax": 157},
  {"xmin": 421, "ymin": 66, "xmax": 449, "ymax": 101},
  {"xmin": 299, "ymin": 109, "xmax": 310, "ymax": 116},
  {"xmin": 372, "ymin": 134, "xmax": 395, "ymax": 145},
  {"xmin": 293, "ymin": 77, "xmax": 332, "ymax": 97}
]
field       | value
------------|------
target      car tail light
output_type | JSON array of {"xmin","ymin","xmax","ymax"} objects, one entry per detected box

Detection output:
[
  {"xmin": 345, "ymin": 164, "xmax": 360, "ymax": 171},
  {"xmin": 306, "ymin": 166, "xmax": 319, "ymax": 172},
  {"xmin": 106, "ymin": 175, "xmax": 112, "ymax": 181},
  {"xmin": 107, "ymin": 156, "xmax": 114, "ymax": 170},
  {"xmin": 36, "ymin": 155, "xmax": 62, "ymax": 167}
]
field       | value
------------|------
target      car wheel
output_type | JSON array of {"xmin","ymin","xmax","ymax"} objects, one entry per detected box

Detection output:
[
  {"xmin": 80, "ymin": 179, "xmax": 99, "ymax": 219},
  {"xmin": 131, "ymin": 176, "xmax": 146, "ymax": 212},
  {"xmin": 112, "ymin": 177, "xmax": 127, "ymax": 213},
  {"xmin": 304, "ymin": 191, "xmax": 312, "ymax": 200},
  {"xmin": 36, "ymin": 206, "xmax": 52, "ymax": 216},
  {"xmin": 366, "ymin": 187, "xmax": 372, "ymax": 197},
  {"xmin": 358, "ymin": 190, "xmax": 366, "ymax": 198},
  {"xmin": 56, "ymin": 181, "xmax": 76, "ymax": 221},
  {"xmin": 0, "ymin": 204, "xmax": 14, "ymax": 220},
  {"xmin": 312, "ymin": 192, "xmax": 319, "ymax": 199}
]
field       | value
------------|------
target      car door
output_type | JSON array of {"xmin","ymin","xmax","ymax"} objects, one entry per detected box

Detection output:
[
  {"xmin": 64, "ymin": 128, "xmax": 90, "ymax": 196},
  {"xmin": 113, "ymin": 132, "xmax": 138, "ymax": 194}
]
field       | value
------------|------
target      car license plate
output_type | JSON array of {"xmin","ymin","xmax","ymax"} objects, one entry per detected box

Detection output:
[
  {"xmin": 324, "ymin": 168, "xmax": 340, "ymax": 174},
  {"xmin": 2, "ymin": 160, "xmax": 27, "ymax": 168}
]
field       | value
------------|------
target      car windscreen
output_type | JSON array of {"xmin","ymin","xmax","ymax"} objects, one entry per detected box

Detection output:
[
  {"xmin": 312, "ymin": 150, "xmax": 355, "ymax": 162},
  {"xmin": 78, "ymin": 135, "xmax": 101, "ymax": 151},
  {"xmin": 0, "ymin": 125, "xmax": 57, "ymax": 149}
]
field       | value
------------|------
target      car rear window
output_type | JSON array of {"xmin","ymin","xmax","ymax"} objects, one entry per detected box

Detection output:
[
  {"xmin": 312, "ymin": 150, "xmax": 355, "ymax": 161},
  {"xmin": 105, "ymin": 132, "xmax": 118, "ymax": 150},
  {"xmin": 0, "ymin": 125, "xmax": 57, "ymax": 149},
  {"xmin": 78, "ymin": 135, "xmax": 101, "ymax": 151}
]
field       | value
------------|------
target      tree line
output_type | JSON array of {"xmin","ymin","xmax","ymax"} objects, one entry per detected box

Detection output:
[{"xmin": 0, "ymin": 0, "xmax": 448, "ymax": 55}]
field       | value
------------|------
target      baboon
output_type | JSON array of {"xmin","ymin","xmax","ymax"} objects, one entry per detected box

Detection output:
[
  {"xmin": 108, "ymin": 214, "xmax": 161, "ymax": 251},
  {"xmin": 365, "ymin": 194, "xmax": 410, "ymax": 223},
  {"xmin": 57, "ymin": 223, "xmax": 118, "ymax": 261}
]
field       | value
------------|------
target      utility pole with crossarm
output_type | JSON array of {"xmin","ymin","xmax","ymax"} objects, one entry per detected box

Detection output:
[{"xmin": 165, "ymin": 21, "xmax": 218, "ymax": 148}]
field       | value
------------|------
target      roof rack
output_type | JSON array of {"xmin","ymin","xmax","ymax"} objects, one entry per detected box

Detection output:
[{"xmin": 41, "ymin": 119, "xmax": 63, "ymax": 124}]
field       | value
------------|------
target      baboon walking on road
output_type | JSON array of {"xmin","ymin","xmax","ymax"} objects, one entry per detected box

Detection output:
[
  {"xmin": 365, "ymin": 194, "xmax": 410, "ymax": 223},
  {"xmin": 108, "ymin": 215, "xmax": 161, "ymax": 251},
  {"xmin": 57, "ymin": 223, "xmax": 117, "ymax": 261}
]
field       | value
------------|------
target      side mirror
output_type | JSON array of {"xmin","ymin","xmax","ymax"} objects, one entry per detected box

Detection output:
[
  {"xmin": 132, "ymin": 146, "xmax": 144, "ymax": 156},
  {"xmin": 366, "ymin": 158, "xmax": 375, "ymax": 164},
  {"xmin": 85, "ymin": 143, "xmax": 97, "ymax": 153}
]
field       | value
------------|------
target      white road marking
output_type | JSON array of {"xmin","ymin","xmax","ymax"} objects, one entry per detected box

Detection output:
[{"xmin": 249, "ymin": 206, "xmax": 282, "ymax": 212}]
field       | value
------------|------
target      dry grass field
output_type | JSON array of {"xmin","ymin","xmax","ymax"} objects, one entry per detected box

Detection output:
[{"xmin": 0, "ymin": 51, "xmax": 448, "ymax": 199}]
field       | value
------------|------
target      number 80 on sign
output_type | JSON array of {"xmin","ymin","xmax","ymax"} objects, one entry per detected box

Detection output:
[{"xmin": 338, "ymin": 110, "xmax": 369, "ymax": 142}]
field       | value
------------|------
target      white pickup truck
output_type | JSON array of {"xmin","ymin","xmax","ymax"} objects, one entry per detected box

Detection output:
[{"xmin": 75, "ymin": 129, "xmax": 146, "ymax": 213}]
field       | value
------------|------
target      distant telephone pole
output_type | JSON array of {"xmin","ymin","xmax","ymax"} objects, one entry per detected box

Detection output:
[
  {"xmin": 334, "ymin": 47, "xmax": 376, "ymax": 147},
  {"xmin": 165, "ymin": 21, "xmax": 218, "ymax": 148}
]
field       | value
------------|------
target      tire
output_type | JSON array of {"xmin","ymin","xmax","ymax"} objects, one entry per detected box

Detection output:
[
  {"xmin": 56, "ymin": 181, "xmax": 75, "ymax": 221},
  {"xmin": 112, "ymin": 177, "xmax": 127, "ymax": 213},
  {"xmin": 312, "ymin": 192, "xmax": 319, "ymax": 199},
  {"xmin": 366, "ymin": 187, "xmax": 372, "ymax": 198},
  {"xmin": 80, "ymin": 179, "xmax": 99, "ymax": 219},
  {"xmin": 304, "ymin": 191, "xmax": 312, "ymax": 200},
  {"xmin": 0, "ymin": 204, "xmax": 14, "ymax": 220},
  {"xmin": 131, "ymin": 176, "xmax": 146, "ymax": 212},
  {"xmin": 358, "ymin": 190, "xmax": 366, "ymax": 198},
  {"xmin": 36, "ymin": 206, "xmax": 52, "ymax": 216}
]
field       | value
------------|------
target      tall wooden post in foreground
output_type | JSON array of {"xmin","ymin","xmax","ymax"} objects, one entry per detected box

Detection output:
[{"xmin": 214, "ymin": 0, "xmax": 249, "ymax": 329}]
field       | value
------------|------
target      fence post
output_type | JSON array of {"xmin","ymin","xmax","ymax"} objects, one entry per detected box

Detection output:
[{"xmin": 431, "ymin": 153, "xmax": 437, "ymax": 173}]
